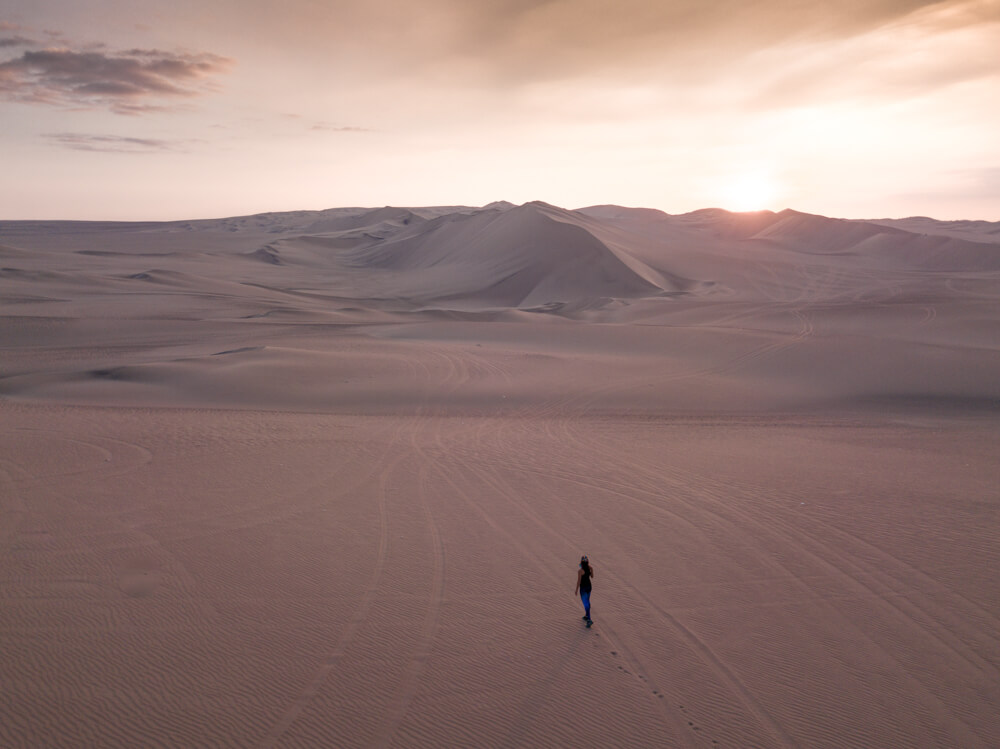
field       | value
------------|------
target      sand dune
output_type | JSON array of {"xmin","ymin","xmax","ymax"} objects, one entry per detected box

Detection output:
[
  {"xmin": 2, "ymin": 202, "xmax": 999, "ymax": 747},
  {"xmin": 333, "ymin": 201, "xmax": 671, "ymax": 307},
  {"xmin": 870, "ymin": 216, "xmax": 1000, "ymax": 245}
]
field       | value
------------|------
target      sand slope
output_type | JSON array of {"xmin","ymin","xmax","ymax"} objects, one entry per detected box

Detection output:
[{"xmin": 1, "ymin": 202, "xmax": 999, "ymax": 747}]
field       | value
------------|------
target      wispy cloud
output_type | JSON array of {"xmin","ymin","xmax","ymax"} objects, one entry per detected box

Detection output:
[
  {"xmin": 746, "ymin": 0, "xmax": 1000, "ymax": 109},
  {"xmin": 343, "ymin": 0, "xmax": 949, "ymax": 86},
  {"xmin": 310, "ymin": 122, "xmax": 370, "ymax": 133},
  {"xmin": 44, "ymin": 132, "xmax": 180, "ymax": 152},
  {"xmin": 0, "ymin": 35, "xmax": 35, "ymax": 48},
  {"xmin": 0, "ymin": 41, "xmax": 233, "ymax": 114}
]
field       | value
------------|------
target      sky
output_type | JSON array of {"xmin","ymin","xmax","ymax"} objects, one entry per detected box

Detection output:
[{"xmin": 1, "ymin": 0, "xmax": 998, "ymax": 221}]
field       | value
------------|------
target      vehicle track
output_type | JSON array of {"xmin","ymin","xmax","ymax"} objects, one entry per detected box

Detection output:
[
  {"xmin": 554, "ymin": 417, "xmax": 996, "ymax": 746},
  {"xmin": 258, "ymin": 448, "xmax": 396, "ymax": 749},
  {"xmin": 449, "ymin": 433, "xmax": 795, "ymax": 748},
  {"xmin": 427, "ymin": 441, "xmax": 704, "ymax": 749},
  {"xmin": 370, "ymin": 461, "xmax": 446, "ymax": 749},
  {"xmin": 457, "ymin": 399, "xmax": 997, "ymax": 746}
]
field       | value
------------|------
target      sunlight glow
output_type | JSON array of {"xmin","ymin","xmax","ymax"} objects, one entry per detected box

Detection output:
[{"xmin": 721, "ymin": 172, "xmax": 779, "ymax": 212}]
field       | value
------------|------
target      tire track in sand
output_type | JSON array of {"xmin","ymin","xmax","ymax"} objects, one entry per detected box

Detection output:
[
  {"xmin": 370, "ymin": 461, "xmax": 446, "ymax": 749},
  {"xmin": 294, "ymin": 346, "xmax": 449, "ymax": 749},
  {"xmin": 365, "ymin": 350, "xmax": 459, "ymax": 748},
  {"xmin": 9, "ymin": 427, "xmax": 152, "ymax": 481},
  {"xmin": 451, "ymin": 437, "xmax": 793, "ymax": 749},
  {"xmin": 592, "ymin": 428, "xmax": 1000, "ymax": 680},
  {"xmin": 4, "ymin": 424, "xmax": 221, "ymax": 623},
  {"xmin": 422, "ymin": 428, "xmax": 703, "ymax": 749},
  {"xmin": 506, "ymin": 304, "xmax": 814, "ymax": 425},
  {"xmin": 387, "ymin": 347, "xmax": 692, "ymax": 747},
  {"xmin": 257, "ymin": 444, "xmax": 399, "ymax": 748},
  {"xmin": 260, "ymin": 346, "xmax": 449, "ymax": 747},
  {"xmin": 0, "ymin": 465, "xmax": 27, "ymax": 546},
  {"xmin": 629, "ymin": 469, "xmax": 993, "ymax": 746},
  {"xmin": 555, "ymin": 417, "xmax": 993, "ymax": 747}
]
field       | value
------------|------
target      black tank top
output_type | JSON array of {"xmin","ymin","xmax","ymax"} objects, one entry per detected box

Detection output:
[{"xmin": 580, "ymin": 566, "xmax": 592, "ymax": 592}]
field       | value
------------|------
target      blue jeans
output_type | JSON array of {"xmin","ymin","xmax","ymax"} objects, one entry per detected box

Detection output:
[{"xmin": 580, "ymin": 590, "xmax": 591, "ymax": 619}]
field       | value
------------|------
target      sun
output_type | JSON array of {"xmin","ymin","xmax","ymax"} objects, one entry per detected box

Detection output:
[{"xmin": 721, "ymin": 172, "xmax": 779, "ymax": 212}]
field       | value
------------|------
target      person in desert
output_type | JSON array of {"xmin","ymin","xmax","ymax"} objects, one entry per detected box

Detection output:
[{"xmin": 575, "ymin": 555, "xmax": 594, "ymax": 627}]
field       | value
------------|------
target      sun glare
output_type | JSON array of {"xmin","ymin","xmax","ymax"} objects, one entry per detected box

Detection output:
[{"xmin": 721, "ymin": 172, "xmax": 779, "ymax": 212}]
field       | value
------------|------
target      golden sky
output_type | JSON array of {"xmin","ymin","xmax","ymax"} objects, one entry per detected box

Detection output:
[{"xmin": 2, "ymin": 0, "xmax": 998, "ymax": 219}]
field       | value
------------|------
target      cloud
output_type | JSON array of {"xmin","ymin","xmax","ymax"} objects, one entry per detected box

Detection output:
[
  {"xmin": 44, "ymin": 132, "xmax": 179, "ymax": 152},
  {"xmin": 0, "ymin": 35, "xmax": 35, "ymax": 48},
  {"xmin": 0, "ymin": 43, "xmax": 233, "ymax": 114},
  {"xmin": 310, "ymin": 122, "xmax": 370, "ymax": 133},
  {"xmin": 142, "ymin": 0, "xmax": 944, "ymax": 91},
  {"xmin": 346, "ymin": 0, "xmax": 948, "ymax": 85},
  {"xmin": 745, "ymin": 0, "xmax": 1000, "ymax": 108}
]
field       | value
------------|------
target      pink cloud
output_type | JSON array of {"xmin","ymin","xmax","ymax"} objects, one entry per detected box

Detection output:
[{"xmin": 0, "ymin": 43, "xmax": 233, "ymax": 114}]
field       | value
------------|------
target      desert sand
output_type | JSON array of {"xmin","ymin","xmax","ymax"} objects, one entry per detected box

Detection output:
[{"xmin": 2, "ymin": 201, "xmax": 999, "ymax": 747}]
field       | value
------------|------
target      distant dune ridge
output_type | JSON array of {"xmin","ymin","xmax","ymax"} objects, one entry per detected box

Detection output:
[
  {"xmin": 1, "ymin": 199, "xmax": 999, "ymax": 411},
  {"xmin": 3, "ymin": 199, "xmax": 1000, "ymax": 305},
  {"xmin": 2, "ymin": 202, "xmax": 1000, "ymax": 747}
]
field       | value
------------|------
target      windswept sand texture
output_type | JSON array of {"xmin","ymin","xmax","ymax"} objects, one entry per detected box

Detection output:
[{"xmin": 2, "ymin": 202, "xmax": 999, "ymax": 747}]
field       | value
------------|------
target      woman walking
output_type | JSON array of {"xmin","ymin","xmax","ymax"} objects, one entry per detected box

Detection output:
[{"xmin": 575, "ymin": 555, "xmax": 594, "ymax": 627}]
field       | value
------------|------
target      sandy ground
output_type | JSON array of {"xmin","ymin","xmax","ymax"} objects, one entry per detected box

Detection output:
[{"xmin": 2, "ymin": 202, "xmax": 999, "ymax": 747}]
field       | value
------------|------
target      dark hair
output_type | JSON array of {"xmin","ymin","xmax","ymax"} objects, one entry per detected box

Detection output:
[{"xmin": 580, "ymin": 557, "xmax": 592, "ymax": 575}]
